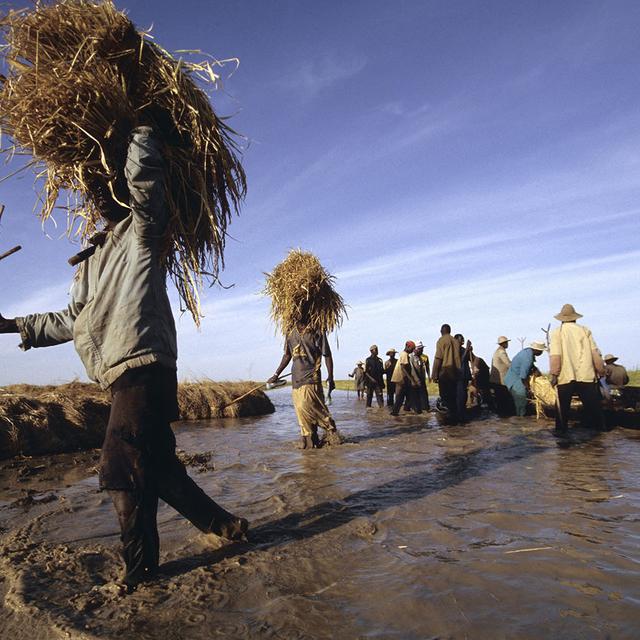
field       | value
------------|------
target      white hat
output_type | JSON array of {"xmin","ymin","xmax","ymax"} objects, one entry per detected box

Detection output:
[
  {"xmin": 529, "ymin": 341, "xmax": 547, "ymax": 351},
  {"xmin": 415, "ymin": 340, "xmax": 424, "ymax": 348}
]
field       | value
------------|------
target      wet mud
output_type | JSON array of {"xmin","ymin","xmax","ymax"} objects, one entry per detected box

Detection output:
[{"xmin": 1, "ymin": 389, "xmax": 639, "ymax": 639}]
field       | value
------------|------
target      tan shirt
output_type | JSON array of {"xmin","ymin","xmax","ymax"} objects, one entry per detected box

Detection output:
[
  {"xmin": 490, "ymin": 347, "xmax": 511, "ymax": 385},
  {"xmin": 391, "ymin": 350, "xmax": 419, "ymax": 385},
  {"xmin": 549, "ymin": 323, "xmax": 602, "ymax": 385},
  {"xmin": 433, "ymin": 334, "xmax": 461, "ymax": 381}
]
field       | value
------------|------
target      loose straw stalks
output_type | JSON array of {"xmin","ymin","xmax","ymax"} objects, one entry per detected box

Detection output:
[
  {"xmin": 264, "ymin": 249, "xmax": 347, "ymax": 336},
  {"xmin": 0, "ymin": 0, "xmax": 246, "ymax": 323}
]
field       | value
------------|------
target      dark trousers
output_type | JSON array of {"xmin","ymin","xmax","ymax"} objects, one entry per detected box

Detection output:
[
  {"xmin": 366, "ymin": 384, "xmax": 384, "ymax": 407},
  {"xmin": 100, "ymin": 364, "xmax": 237, "ymax": 585},
  {"xmin": 490, "ymin": 383, "xmax": 513, "ymax": 415},
  {"xmin": 392, "ymin": 383, "xmax": 421, "ymax": 414},
  {"xmin": 439, "ymin": 379, "xmax": 459, "ymax": 422},
  {"xmin": 386, "ymin": 381, "xmax": 396, "ymax": 406},
  {"xmin": 556, "ymin": 381, "xmax": 604, "ymax": 431},
  {"xmin": 456, "ymin": 379, "xmax": 468, "ymax": 422},
  {"xmin": 405, "ymin": 383, "xmax": 429, "ymax": 411}
]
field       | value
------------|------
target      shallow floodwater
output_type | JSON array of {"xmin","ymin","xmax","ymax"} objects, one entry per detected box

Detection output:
[{"xmin": 1, "ymin": 389, "xmax": 640, "ymax": 639}]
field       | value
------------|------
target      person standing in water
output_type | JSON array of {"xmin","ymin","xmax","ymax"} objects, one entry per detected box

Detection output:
[{"xmin": 0, "ymin": 128, "xmax": 248, "ymax": 591}]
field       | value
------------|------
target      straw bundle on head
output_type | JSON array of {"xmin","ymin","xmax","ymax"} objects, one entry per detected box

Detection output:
[
  {"xmin": 264, "ymin": 249, "xmax": 347, "ymax": 336},
  {"xmin": 0, "ymin": 0, "xmax": 246, "ymax": 323}
]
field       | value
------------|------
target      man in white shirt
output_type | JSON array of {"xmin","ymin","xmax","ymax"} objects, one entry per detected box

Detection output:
[{"xmin": 549, "ymin": 304, "xmax": 605, "ymax": 433}]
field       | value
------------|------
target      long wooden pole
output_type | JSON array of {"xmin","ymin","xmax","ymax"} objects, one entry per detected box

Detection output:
[
  {"xmin": 222, "ymin": 373, "xmax": 292, "ymax": 410},
  {"xmin": 0, "ymin": 245, "xmax": 21, "ymax": 262}
]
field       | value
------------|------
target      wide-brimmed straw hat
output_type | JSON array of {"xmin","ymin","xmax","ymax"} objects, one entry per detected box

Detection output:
[
  {"xmin": 554, "ymin": 303, "xmax": 583, "ymax": 322},
  {"xmin": 497, "ymin": 336, "xmax": 509, "ymax": 344},
  {"xmin": 386, "ymin": 349, "xmax": 397, "ymax": 356},
  {"xmin": 604, "ymin": 354, "xmax": 618, "ymax": 363},
  {"xmin": 357, "ymin": 360, "xmax": 364, "ymax": 366},
  {"xmin": 529, "ymin": 341, "xmax": 547, "ymax": 351}
]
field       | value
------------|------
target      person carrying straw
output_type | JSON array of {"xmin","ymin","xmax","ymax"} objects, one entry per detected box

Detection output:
[
  {"xmin": 265, "ymin": 250, "xmax": 346, "ymax": 449},
  {"xmin": 0, "ymin": 1, "xmax": 248, "ymax": 591}
]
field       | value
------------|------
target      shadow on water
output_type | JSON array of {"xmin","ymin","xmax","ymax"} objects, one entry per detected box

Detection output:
[{"xmin": 159, "ymin": 426, "xmax": 604, "ymax": 579}]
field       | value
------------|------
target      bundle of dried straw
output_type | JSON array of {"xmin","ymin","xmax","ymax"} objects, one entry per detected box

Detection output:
[
  {"xmin": 264, "ymin": 249, "xmax": 347, "ymax": 336},
  {"xmin": 0, "ymin": 0, "xmax": 246, "ymax": 323}
]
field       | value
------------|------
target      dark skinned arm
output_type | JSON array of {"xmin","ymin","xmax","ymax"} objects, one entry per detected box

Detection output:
[
  {"xmin": 268, "ymin": 352, "xmax": 292, "ymax": 383},
  {"xmin": 325, "ymin": 354, "xmax": 335, "ymax": 392}
]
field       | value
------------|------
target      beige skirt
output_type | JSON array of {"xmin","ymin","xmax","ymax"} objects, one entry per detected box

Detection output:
[{"xmin": 291, "ymin": 383, "xmax": 336, "ymax": 436}]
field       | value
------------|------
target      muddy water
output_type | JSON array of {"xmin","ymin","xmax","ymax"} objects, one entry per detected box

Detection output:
[{"xmin": 1, "ymin": 389, "xmax": 640, "ymax": 639}]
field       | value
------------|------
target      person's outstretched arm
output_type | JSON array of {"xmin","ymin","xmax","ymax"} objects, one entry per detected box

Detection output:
[{"xmin": 1, "ymin": 271, "xmax": 87, "ymax": 349}]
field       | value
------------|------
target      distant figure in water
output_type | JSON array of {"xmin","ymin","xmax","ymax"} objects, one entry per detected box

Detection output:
[
  {"xmin": 505, "ymin": 341, "xmax": 547, "ymax": 416},
  {"xmin": 390, "ymin": 340, "xmax": 422, "ymax": 416},
  {"xmin": 549, "ymin": 303, "xmax": 606, "ymax": 433},
  {"xmin": 410, "ymin": 341, "xmax": 430, "ymax": 412},
  {"xmin": 454, "ymin": 334, "xmax": 473, "ymax": 423},
  {"xmin": 490, "ymin": 336, "xmax": 513, "ymax": 414},
  {"xmin": 364, "ymin": 345, "xmax": 385, "ymax": 408},
  {"xmin": 604, "ymin": 354, "xmax": 629, "ymax": 388},
  {"xmin": 0, "ymin": 128, "xmax": 248, "ymax": 592},
  {"xmin": 471, "ymin": 354, "xmax": 494, "ymax": 409},
  {"xmin": 432, "ymin": 324, "xmax": 462, "ymax": 424},
  {"xmin": 349, "ymin": 361, "xmax": 366, "ymax": 399},
  {"xmin": 384, "ymin": 349, "xmax": 398, "ymax": 407},
  {"xmin": 269, "ymin": 324, "xmax": 342, "ymax": 449}
]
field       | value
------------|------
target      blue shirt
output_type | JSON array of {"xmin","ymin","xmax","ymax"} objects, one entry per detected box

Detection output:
[{"xmin": 504, "ymin": 348, "xmax": 535, "ymax": 387}]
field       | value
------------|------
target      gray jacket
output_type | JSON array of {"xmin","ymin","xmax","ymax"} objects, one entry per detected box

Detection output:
[{"xmin": 16, "ymin": 127, "xmax": 177, "ymax": 388}]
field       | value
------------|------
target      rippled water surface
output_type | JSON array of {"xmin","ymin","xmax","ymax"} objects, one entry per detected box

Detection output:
[{"xmin": 1, "ymin": 388, "xmax": 640, "ymax": 639}]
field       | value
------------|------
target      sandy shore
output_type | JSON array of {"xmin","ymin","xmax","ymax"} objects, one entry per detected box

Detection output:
[{"xmin": 1, "ymin": 389, "xmax": 639, "ymax": 639}]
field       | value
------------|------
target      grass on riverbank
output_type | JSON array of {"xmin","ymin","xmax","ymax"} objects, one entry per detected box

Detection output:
[
  {"xmin": 0, "ymin": 380, "xmax": 274, "ymax": 460},
  {"xmin": 334, "ymin": 379, "xmax": 439, "ymax": 395}
]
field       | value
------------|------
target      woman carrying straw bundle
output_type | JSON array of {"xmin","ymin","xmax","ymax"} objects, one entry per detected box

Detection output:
[
  {"xmin": 0, "ymin": 1, "xmax": 247, "ymax": 591},
  {"xmin": 265, "ymin": 250, "xmax": 346, "ymax": 449}
]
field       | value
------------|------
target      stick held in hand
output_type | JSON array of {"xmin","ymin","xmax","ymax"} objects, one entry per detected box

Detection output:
[{"xmin": 0, "ymin": 245, "xmax": 21, "ymax": 262}]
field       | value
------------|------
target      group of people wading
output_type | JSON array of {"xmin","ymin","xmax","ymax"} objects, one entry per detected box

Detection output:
[{"xmin": 347, "ymin": 304, "xmax": 630, "ymax": 431}]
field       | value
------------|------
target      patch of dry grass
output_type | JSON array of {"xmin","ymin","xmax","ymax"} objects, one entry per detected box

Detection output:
[{"xmin": 0, "ymin": 380, "xmax": 273, "ymax": 459}]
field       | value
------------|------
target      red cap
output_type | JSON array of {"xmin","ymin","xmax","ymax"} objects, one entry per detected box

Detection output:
[{"xmin": 405, "ymin": 340, "xmax": 416, "ymax": 349}]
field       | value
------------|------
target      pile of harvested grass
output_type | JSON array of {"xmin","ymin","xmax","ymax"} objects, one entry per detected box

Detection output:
[
  {"xmin": 0, "ymin": 382, "xmax": 110, "ymax": 459},
  {"xmin": 0, "ymin": 0, "xmax": 246, "ymax": 323},
  {"xmin": 0, "ymin": 380, "xmax": 274, "ymax": 459},
  {"xmin": 264, "ymin": 249, "xmax": 347, "ymax": 335},
  {"xmin": 178, "ymin": 380, "xmax": 275, "ymax": 420}
]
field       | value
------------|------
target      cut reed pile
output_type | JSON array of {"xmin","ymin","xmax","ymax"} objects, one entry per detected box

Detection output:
[
  {"xmin": 0, "ymin": 0, "xmax": 246, "ymax": 323},
  {"xmin": 264, "ymin": 249, "xmax": 347, "ymax": 336},
  {"xmin": 178, "ymin": 380, "xmax": 275, "ymax": 420},
  {"xmin": 0, "ymin": 380, "xmax": 274, "ymax": 459}
]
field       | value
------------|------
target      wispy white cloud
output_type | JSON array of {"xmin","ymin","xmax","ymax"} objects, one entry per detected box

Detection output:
[
  {"xmin": 336, "ymin": 208, "xmax": 639, "ymax": 284},
  {"xmin": 4, "ymin": 279, "xmax": 72, "ymax": 318},
  {"xmin": 333, "ymin": 251, "xmax": 640, "ymax": 373},
  {"xmin": 279, "ymin": 52, "xmax": 367, "ymax": 97}
]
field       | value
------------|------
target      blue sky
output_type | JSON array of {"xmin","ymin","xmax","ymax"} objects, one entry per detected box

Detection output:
[{"xmin": 1, "ymin": 0, "xmax": 639, "ymax": 384}]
